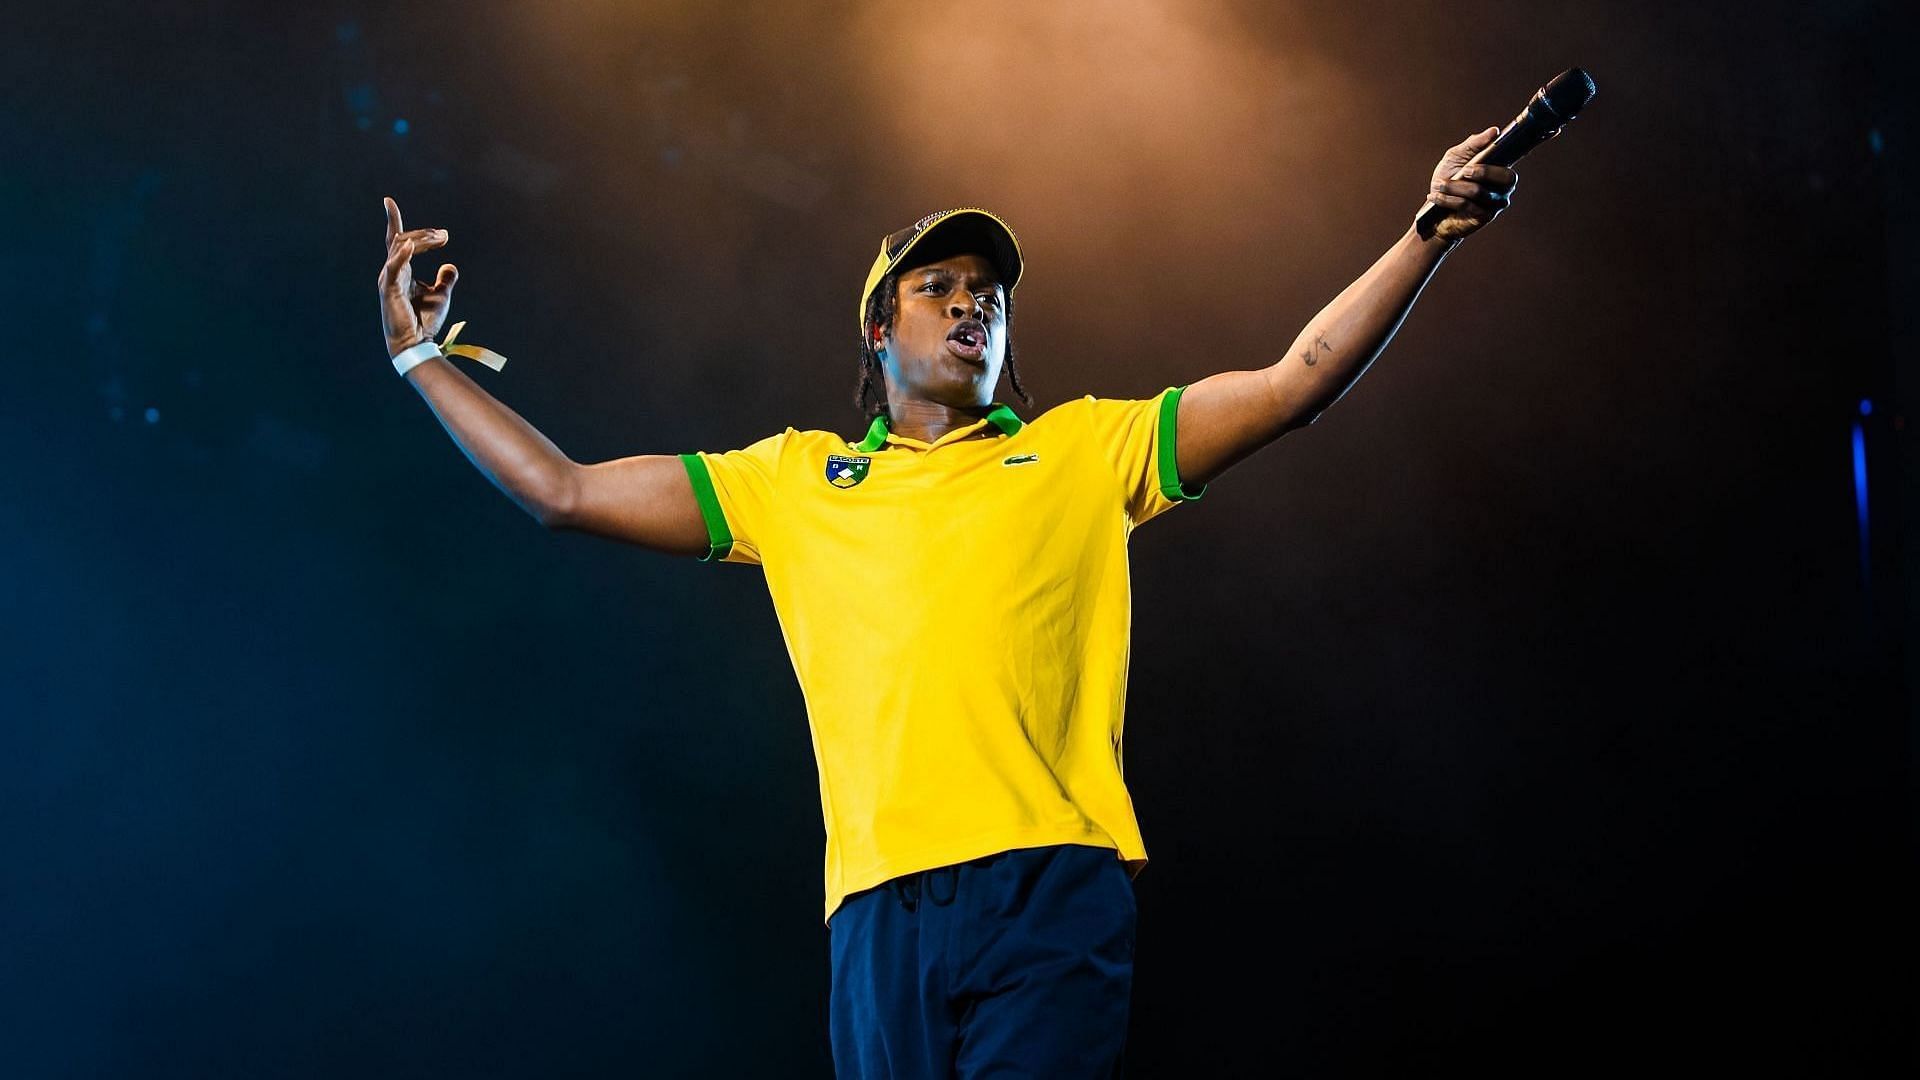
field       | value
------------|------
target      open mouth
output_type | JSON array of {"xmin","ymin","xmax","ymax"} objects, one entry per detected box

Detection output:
[{"xmin": 947, "ymin": 321, "xmax": 986, "ymax": 363}]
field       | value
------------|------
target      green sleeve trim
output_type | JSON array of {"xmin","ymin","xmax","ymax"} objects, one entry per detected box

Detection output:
[
  {"xmin": 1156, "ymin": 385, "xmax": 1208, "ymax": 502},
  {"xmin": 678, "ymin": 453, "xmax": 734, "ymax": 562}
]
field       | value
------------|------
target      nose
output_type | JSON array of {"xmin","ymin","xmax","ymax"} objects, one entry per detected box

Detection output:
[{"xmin": 948, "ymin": 294, "xmax": 983, "ymax": 321}]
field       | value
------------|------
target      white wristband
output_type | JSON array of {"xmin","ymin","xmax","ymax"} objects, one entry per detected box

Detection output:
[{"xmin": 391, "ymin": 339, "xmax": 442, "ymax": 377}]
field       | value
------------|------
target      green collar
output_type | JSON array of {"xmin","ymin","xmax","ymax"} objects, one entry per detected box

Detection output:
[{"xmin": 853, "ymin": 403, "xmax": 1023, "ymax": 452}]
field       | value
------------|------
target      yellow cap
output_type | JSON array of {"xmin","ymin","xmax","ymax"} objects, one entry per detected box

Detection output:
[{"xmin": 857, "ymin": 207, "xmax": 1023, "ymax": 336}]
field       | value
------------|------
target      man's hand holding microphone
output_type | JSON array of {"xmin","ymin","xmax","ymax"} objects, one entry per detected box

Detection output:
[{"xmin": 1421, "ymin": 127, "xmax": 1520, "ymax": 244}]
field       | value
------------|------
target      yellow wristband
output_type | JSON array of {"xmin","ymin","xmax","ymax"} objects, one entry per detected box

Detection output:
[
  {"xmin": 391, "ymin": 321, "xmax": 511, "ymax": 377},
  {"xmin": 438, "ymin": 321, "xmax": 508, "ymax": 371}
]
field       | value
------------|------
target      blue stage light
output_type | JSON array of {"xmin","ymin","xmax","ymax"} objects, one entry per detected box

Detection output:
[
  {"xmin": 394, "ymin": 118, "xmax": 410, "ymax": 135},
  {"xmin": 1852, "ymin": 421, "xmax": 1869, "ymax": 585}
]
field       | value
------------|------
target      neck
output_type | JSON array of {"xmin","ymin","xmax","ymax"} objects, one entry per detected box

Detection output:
[{"xmin": 885, "ymin": 397, "xmax": 993, "ymax": 444}]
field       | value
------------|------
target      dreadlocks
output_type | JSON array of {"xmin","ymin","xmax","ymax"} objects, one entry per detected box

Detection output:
[{"xmin": 855, "ymin": 269, "xmax": 1033, "ymax": 423}]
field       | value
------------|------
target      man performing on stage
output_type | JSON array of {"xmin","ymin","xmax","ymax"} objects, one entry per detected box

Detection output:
[{"xmin": 377, "ymin": 125, "xmax": 1518, "ymax": 1077}]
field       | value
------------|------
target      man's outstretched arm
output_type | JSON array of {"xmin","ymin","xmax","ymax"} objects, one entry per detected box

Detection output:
[
  {"xmin": 400, "ymin": 356, "xmax": 710, "ymax": 552},
  {"xmin": 378, "ymin": 196, "xmax": 709, "ymax": 556},
  {"xmin": 1175, "ymin": 128, "xmax": 1519, "ymax": 490}
]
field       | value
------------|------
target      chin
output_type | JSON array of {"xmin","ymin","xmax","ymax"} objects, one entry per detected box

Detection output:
[
  {"xmin": 950, "ymin": 371, "xmax": 996, "ymax": 397},
  {"xmin": 905, "ymin": 356, "xmax": 997, "ymax": 400},
  {"xmin": 920, "ymin": 362, "xmax": 978, "ymax": 389}
]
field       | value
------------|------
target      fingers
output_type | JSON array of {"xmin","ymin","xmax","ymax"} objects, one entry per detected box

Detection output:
[
  {"xmin": 378, "ymin": 231, "xmax": 445, "ymax": 288},
  {"xmin": 1431, "ymin": 161, "xmax": 1516, "ymax": 211},
  {"xmin": 1427, "ymin": 188, "xmax": 1505, "ymax": 211},
  {"xmin": 383, "ymin": 198, "xmax": 450, "ymax": 252},
  {"xmin": 391, "ymin": 227, "xmax": 448, "ymax": 253},
  {"xmin": 1456, "ymin": 163, "xmax": 1516, "ymax": 189},
  {"xmin": 1444, "ymin": 127, "xmax": 1497, "ymax": 158},
  {"xmin": 1436, "ymin": 161, "xmax": 1517, "ymax": 187},
  {"xmin": 378, "ymin": 226, "xmax": 448, "ymax": 293},
  {"xmin": 413, "ymin": 263, "xmax": 457, "ymax": 299},
  {"xmin": 376, "ymin": 232, "xmax": 454, "ymax": 296},
  {"xmin": 377, "ymin": 238, "xmax": 412, "ymax": 292},
  {"xmin": 1426, "ymin": 191, "xmax": 1489, "ymax": 213},
  {"xmin": 1425, "ymin": 191, "xmax": 1502, "ymax": 226},
  {"xmin": 1431, "ymin": 179, "xmax": 1513, "ymax": 206}
]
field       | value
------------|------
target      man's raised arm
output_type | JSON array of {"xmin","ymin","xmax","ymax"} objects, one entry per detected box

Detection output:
[
  {"xmin": 378, "ymin": 196, "xmax": 708, "ymax": 556},
  {"xmin": 1173, "ymin": 128, "xmax": 1520, "ymax": 490}
]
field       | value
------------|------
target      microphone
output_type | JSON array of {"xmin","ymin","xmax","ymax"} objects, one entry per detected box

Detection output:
[{"xmin": 1414, "ymin": 67, "xmax": 1598, "ymax": 241}]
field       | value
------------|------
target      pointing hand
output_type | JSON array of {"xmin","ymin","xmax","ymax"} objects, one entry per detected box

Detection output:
[{"xmin": 377, "ymin": 196, "xmax": 458, "ymax": 358}]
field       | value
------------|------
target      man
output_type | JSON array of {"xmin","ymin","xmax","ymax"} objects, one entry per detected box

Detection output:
[{"xmin": 377, "ymin": 125, "xmax": 1518, "ymax": 1078}]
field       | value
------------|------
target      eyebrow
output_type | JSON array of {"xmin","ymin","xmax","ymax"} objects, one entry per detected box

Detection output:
[{"xmin": 915, "ymin": 268, "xmax": 1003, "ymax": 290}]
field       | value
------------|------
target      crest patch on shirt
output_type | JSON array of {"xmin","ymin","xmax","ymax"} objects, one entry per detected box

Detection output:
[{"xmin": 824, "ymin": 454, "xmax": 872, "ymax": 489}]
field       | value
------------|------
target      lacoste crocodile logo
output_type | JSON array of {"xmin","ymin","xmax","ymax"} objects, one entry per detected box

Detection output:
[{"xmin": 1002, "ymin": 453, "xmax": 1040, "ymax": 467}]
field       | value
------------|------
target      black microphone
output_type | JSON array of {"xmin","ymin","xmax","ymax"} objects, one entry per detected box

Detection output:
[{"xmin": 1414, "ymin": 67, "xmax": 1598, "ymax": 241}]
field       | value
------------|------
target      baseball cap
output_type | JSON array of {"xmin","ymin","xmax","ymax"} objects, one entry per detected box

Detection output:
[{"xmin": 857, "ymin": 207, "xmax": 1023, "ymax": 335}]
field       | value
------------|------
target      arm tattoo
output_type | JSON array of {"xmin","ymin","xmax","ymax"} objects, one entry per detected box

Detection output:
[{"xmin": 1299, "ymin": 333, "xmax": 1332, "ymax": 367}]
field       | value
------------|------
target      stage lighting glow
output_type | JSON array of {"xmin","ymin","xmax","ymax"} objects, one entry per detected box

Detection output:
[
  {"xmin": 1852, "ymin": 420, "xmax": 1869, "ymax": 584},
  {"xmin": 841, "ymin": 0, "xmax": 1354, "ymax": 253},
  {"xmin": 394, "ymin": 118, "xmax": 410, "ymax": 135}
]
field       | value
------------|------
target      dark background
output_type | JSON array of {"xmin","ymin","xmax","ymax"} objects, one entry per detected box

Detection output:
[{"xmin": 3, "ymin": 1, "xmax": 1912, "ymax": 1075}]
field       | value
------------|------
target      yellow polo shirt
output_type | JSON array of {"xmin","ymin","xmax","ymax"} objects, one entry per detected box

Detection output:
[{"xmin": 679, "ymin": 385, "xmax": 1207, "ymax": 923}]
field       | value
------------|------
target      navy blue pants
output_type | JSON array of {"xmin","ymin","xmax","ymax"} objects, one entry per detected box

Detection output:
[{"xmin": 827, "ymin": 843, "xmax": 1137, "ymax": 1079}]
